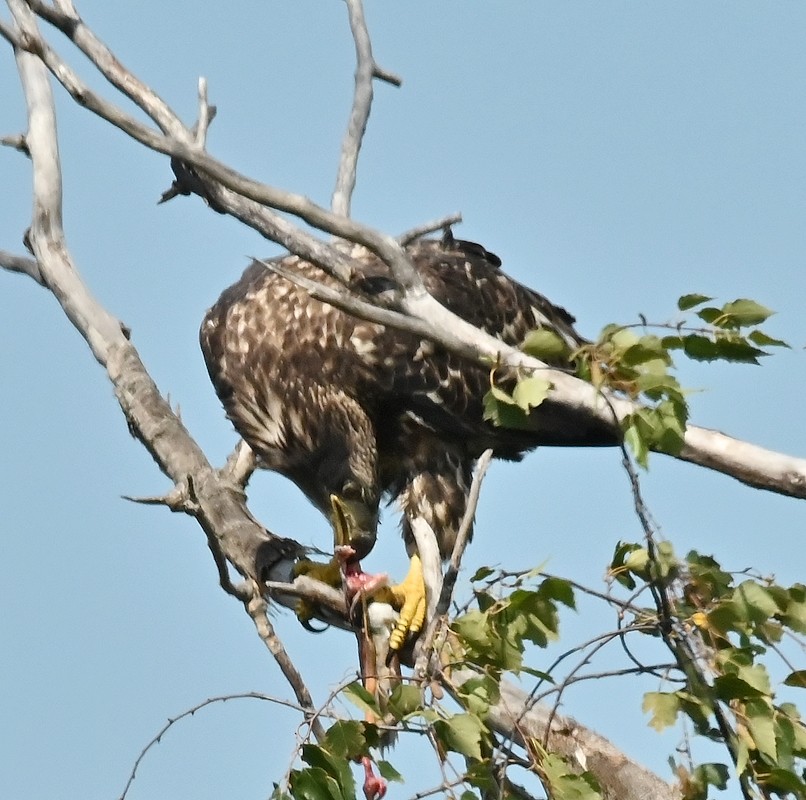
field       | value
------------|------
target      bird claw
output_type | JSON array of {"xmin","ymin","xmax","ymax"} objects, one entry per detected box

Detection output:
[{"xmin": 387, "ymin": 554, "xmax": 427, "ymax": 652}]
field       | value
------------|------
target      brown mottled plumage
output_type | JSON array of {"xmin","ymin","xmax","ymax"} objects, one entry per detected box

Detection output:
[{"xmin": 200, "ymin": 236, "xmax": 616, "ymax": 563}]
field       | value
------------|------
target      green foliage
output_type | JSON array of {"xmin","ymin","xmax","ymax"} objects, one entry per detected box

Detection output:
[
  {"xmin": 486, "ymin": 292, "xmax": 788, "ymax": 469},
  {"xmin": 611, "ymin": 543, "xmax": 806, "ymax": 798},
  {"xmin": 532, "ymin": 750, "xmax": 603, "ymax": 800},
  {"xmin": 483, "ymin": 374, "xmax": 552, "ymax": 429},
  {"xmin": 283, "ymin": 284, "xmax": 796, "ymax": 800},
  {"xmin": 282, "ymin": 719, "xmax": 403, "ymax": 800},
  {"xmin": 452, "ymin": 574, "xmax": 576, "ymax": 675},
  {"xmin": 277, "ymin": 541, "xmax": 803, "ymax": 800}
]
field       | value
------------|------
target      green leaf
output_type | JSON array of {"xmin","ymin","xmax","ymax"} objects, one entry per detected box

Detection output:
[
  {"xmin": 691, "ymin": 762, "xmax": 729, "ymax": 791},
  {"xmin": 609, "ymin": 541, "xmax": 643, "ymax": 589},
  {"xmin": 482, "ymin": 389, "xmax": 531, "ymax": 429},
  {"xmin": 721, "ymin": 298, "xmax": 774, "ymax": 327},
  {"xmin": 343, "ymin": 682, "xmax": 381, "ymax": 718},
  {"xmin": 734, "ymin": 580, "xmax": 779, "ymax": 623},
  {"xmin": 713, "ymin": 673, "xmax": 766, "ymax": 701},
  {"xmin": 301, "ymin": 745, "xmax": 355, "ymax": 799},
  {"xmin": 324, "ymin": 720, "xmax": 366, "ymax": 760},
  {"xmin": 683, "ymin": 334, "xmax": 720, "ymax": 361},
  {"xmin": 522, "ymin": 328, "xmax": 571, "ymax": 361},
  {"xmin": 696, "ymin": 306, "xmax": 722, "ymax": 325},
  {"xmin": 624, "ymin": 547, "xmax": 650, "ymax": 576},
  {"xmin": 736, "ymin": 663, "xmax": 772, "ymax": 696},
  {"xmin": 539, "ymin": 754, "xmax": 603, "ymax": 800},
  {"xmin": 623, "ymin": 418, "xmax": 649, "ymax": 469},
  {"xmin": 621, "ymin": 336, "xmax": 671, "ymax": 367},
  {"xmin": 470, "ymin": 566, "xmax": 494, "ymax": 582},
  {"xmin": 761, "ymin": 768, "xmax": 806, "ymax": 795},
  {"xmin": 511, "ymin": 375, "xmax": 551, "ymax": 411},
  {"xmin": 540, "ymin": 576, "xmax": 576, "ymax": 610},
  {"xmin": 781, "ymin": 584, "xmax": 806, "ymax": 633},
  {"xmin": 748, "ymin": 329, "xmax": 789, "ymax": 348},
  {"xmin": 387, "ymin": 684, "xmax": 422, "ymax": 719},
  {"xmin": 745, "ymin": 699, "xmax": 777, "ymax": 763},
  {"xmin": 784, "ymin": 670, "xmax": 806, "ymax": 689},
  {"xmin": 433, "ymin": 713, "xmax": 486, "ymax": 760},
  {"xmin": 289, "ymin": 767, "xmax": 344, "ymax": 800},
  {"xmin": 271, "ymin": 784, "xmax": 293, "ymax": 800},
  {"xmin": 643, "ymin": 691, "xmax": 680, "ymax": 731},
  {"xmin": 489, "ymin": 384, "xmax": 515, "ymax": 404},
  {"xmin": 712, "ymin": 337, "xmax": 766, "ymax": 364},
  {"xmin": 452, "ymin": 610, "xmax": 493, "ymax": 650},
  {"xmin": 661, "ymin": 334, "xmax": 686, "ymax": 350},
  {"xmin": 678, "ymin": 293, "xmax": 713, "ymax": 311},
  {"xmin": 376, "ymin": 760, "xmax": 403, "ymax": 783},
  {"xmin": 457, "ymin": 675, "xmax": 500, "ymax": 717}
]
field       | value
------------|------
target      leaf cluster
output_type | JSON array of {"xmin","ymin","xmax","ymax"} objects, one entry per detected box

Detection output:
[
  {"xmin": 485, "ymin": 295, "xmax": 788, "ymax": 469},
  {"xmin": 274, "ymin": 718, "xmax": 402, "ymax": 800},
  {"xmin": 452, "ymin": 574, "xmax": 576, "ymax": 676},
  {"xmin": 614, "ymin": 544, "xmax": 806, "ymax": 798}
]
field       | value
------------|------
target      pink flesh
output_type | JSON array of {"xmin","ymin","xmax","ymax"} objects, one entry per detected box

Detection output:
[{"xmin": 361, "ymin": 756, "xmax": 387, "ymax": 800}]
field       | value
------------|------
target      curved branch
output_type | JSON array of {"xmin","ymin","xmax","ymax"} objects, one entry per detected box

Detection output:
[{"xmin": 118, "ymin": 691, "xmax": 328, "ymax": 800}]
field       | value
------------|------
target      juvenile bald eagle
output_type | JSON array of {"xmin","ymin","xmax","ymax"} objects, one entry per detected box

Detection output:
[{"xmin": 200, "ymin": 234, "xmax": 616, "ymax": 643}]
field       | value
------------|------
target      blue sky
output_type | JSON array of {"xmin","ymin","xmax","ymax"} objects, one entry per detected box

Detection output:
[{"xmin": 2, "ymin": 2, "xmax": 805, "ymax": 798}]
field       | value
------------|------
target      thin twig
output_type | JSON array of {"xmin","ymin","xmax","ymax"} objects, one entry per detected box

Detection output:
[
  {"xmin": 396, "ymin": 213, "xmax": 463, "ymax": 245},
  {"xmin": 26, "ymin": 0, "xmax": 188, "ymax": 138},
  {"xmin": 195, "ymin": 76, "xmax": 211, "ymax": 147},
  {"xmin": 117, "ymin": 692, "xmax": 326, "ymax": 800},
  {"xmin": 0, "ymin": 249, "xmax": 44, "ymax": 284},
  {"xmin": 0, "ymin": 132, "xmax": 30, "ymax": 154}
]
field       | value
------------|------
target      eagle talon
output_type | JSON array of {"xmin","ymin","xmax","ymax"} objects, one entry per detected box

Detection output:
[
  {"xmin": 300, "ymin": 617, "xmax": 329, "ymax": 633},
  {"xmin": 387, "ymin": 554, "xmax": 427, "ymax": 652},
  {"xmin": 292, "ymin": 557, "xmax": 344, "ymax": 629}
]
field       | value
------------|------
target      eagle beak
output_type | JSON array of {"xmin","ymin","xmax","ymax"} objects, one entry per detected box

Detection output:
[{"xmin": 330, "ymin": 494, "xmax": 377, "ymax": 562}]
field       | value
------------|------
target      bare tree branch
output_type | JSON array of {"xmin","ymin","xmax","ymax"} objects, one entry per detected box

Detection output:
[
  {"xmin": 5, "ymin": 0, "xmax": 300, "ymax": 594},
  {"xmin": 332, "ymin": 0, "xmax": 401, "ymax": 217},
  {"xmin": 1, "ymin": 131, "xmax": 30, "ymax": 153},
  {"xmin": 0, "ymin": 5, "xmax": 800, "ymax": 797},
  {"xmin": 397, "ymin": 213, "xmax": 463, "ymax": 245},
  {"xmin": 219, "ymin": 439, "xmax": 257, "ymax": 488},
  {"xmin": 26, "ymin": 0, "xmax": 188, "ymax": 137},
  {"xmin": 8, "ymin": 5, "xmax": 806, "ymax": 507},
  {"xmin": 0, "ymin": 248, "xmax": 44, "ymax": 284},
  {"xmin": 414, "ymin": 449, "xmax": 493, "ymax": 679}
]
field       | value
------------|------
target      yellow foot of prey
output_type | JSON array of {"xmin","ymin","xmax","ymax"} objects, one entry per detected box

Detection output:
[{"xmin": 292, "ymin": 557, "xmax": 343, "ymax": 626}]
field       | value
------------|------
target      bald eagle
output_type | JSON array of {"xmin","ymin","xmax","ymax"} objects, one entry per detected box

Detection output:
[{"xmin": 200, "ymin": 234, "xmax": 616, "ymax": 643}]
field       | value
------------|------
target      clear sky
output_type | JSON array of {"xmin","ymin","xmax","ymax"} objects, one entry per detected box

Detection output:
[{"xmin": 2, "ymin": 2, "xmax": 805, "ymax": 798}]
